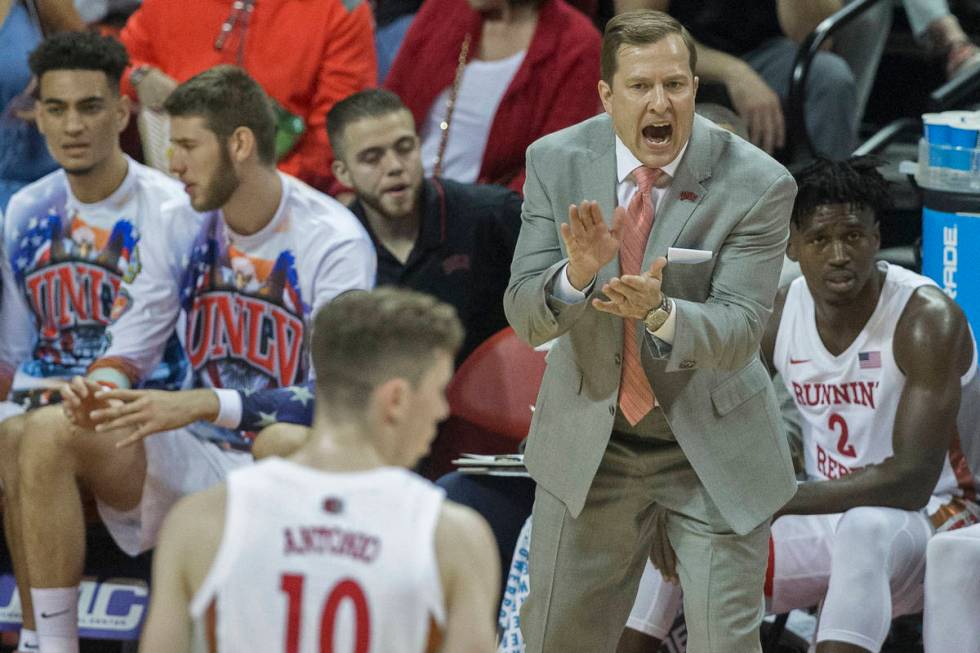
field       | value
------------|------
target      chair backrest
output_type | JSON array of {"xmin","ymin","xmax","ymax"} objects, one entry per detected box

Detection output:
[{"xmin": 447, "ymin": 327, "xmax": 547, "ymax": 442}]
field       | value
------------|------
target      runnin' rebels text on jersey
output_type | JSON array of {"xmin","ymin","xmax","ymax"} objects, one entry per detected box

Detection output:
[{"xmin": 773, "ymin": 262, "xmax": 980, "ymax": 515}]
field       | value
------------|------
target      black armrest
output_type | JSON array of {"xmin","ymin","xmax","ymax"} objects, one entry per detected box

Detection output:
[
  {"xmin": 787, "ymin": 0, "xmax": 894, "ymax": 160},
  {"xmin": 929, "ymin": 64, "xmax": 980, "ymax": 110},
  {"xmin": 852, "ymin": 117, "xmax": 919, "ymax": 156}
]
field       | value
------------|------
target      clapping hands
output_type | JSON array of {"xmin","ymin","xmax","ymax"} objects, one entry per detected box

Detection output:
[{"xmin": 560, "ymin": 201, "xmax": 625, "ymax": 290}]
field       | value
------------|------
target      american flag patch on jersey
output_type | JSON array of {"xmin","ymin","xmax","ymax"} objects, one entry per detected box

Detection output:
[{"xmin": 858, "ymin": 351, "xmax": 882, "ymax": 369}]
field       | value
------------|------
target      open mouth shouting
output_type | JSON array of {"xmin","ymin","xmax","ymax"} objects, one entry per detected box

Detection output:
[{"xmin": 643, "ymin": 122, "xmax": 672, "ymax": 147}]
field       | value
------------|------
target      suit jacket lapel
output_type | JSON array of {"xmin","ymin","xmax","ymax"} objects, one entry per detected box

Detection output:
[{"xmin": 644, "ymin": 114, "xmax": 714, "ymax": 270}]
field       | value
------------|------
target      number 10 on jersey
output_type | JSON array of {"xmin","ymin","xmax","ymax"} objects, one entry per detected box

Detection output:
[{"xmin": 280, "ymin": 573, "xmax": 371, "ymax": 652}]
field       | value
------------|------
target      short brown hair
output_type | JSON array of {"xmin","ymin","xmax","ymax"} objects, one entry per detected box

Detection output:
[
  {"xmin": 326, "ymin": 89, "xmax": 409, "ymax": 160},
  {"xmin": 311, "ymin": 288, "xmax": 463, "ymax": 417},
  {"xmin": 601, "ymin": 10, "xmax": 697, "ymax": 82},
  {"xmin": 163, "ymin": 65, "xmax": 277, "ymax": 165}
]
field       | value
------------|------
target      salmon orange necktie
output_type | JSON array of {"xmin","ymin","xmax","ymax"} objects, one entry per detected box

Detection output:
[{"xmin": 618, "ymin": 166, "xmax": 665, "ymax": 426}]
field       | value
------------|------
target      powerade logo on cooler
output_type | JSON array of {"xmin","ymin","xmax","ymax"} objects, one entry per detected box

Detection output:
[
  {"xmin": 922, "ymin": 207, "xmax": 979, "ymax": 337},
  {"xmin": 0, "ymin": 575, "xmax": 147, "ymax": 640},
  {"xmin": 943, "ymin": 225, "xmax": 957, "ymax": 299}
]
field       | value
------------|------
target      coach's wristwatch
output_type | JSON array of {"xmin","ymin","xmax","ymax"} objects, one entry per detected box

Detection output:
[{"xmin": 643, "ymin": 295, "xmax": 673, "ymax": 333}]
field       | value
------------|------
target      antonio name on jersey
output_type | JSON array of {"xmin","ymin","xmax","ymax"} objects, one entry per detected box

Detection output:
[{"xmin": 282, "ymin": 525, "xmax": 382, "ymax": 563}]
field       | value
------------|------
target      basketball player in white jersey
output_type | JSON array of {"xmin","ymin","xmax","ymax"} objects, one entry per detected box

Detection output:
[
  {"xmin": 0, "ymin": 32, "xmax": 188, "ymax": 653},
  {"xmin": 620, "ymin": 157, "xmax": 979, "ymax": 653},
  {"xmin": 138, "ymin": 288, "xmax": 499, "ymax": 653}
]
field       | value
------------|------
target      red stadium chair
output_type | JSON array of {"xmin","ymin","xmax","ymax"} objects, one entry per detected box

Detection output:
[
  {"xmin": 448, "ymin": 327, "xmax": 547, "ymax": 442},
  {"xmin": 425, "ymin": 328, "xmax": 547, "ymax": 478}
]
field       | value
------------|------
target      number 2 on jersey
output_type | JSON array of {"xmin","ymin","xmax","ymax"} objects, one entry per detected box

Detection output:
[
  {"xmin": 280, "ymin": 573, "xmax": 371, "ymax": 653},
  {"xmin": 829, "ymin": 413, "xmax": 856, "ymax": 458}
]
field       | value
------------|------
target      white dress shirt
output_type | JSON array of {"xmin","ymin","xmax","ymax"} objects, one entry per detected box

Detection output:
[
  {"xmin": 553, "ymin": 135, "xmax": 689, "ymax": 342},
  {"xmin": 419, "ymin": 51, "xmax": 526, "ymax": 183}
]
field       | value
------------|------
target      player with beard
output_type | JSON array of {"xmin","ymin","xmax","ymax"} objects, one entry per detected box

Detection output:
[
  {"xmin": 623, "ymin": 157, "xmax": 979, "ymax": 653},
  {"xmin": 139, "ymin": 288, "xmax": 500, "ymax": 653},
  {"xmin": 325, "ymin": 88, "xmax": 521, "ymax": 365},
  {"xmin": 11, "ymin": 65, "xmax": 374, "ymax": 653},
  {"xmin": 0, "ymin": 31, "xmax": 186, "ymax": 653},
  {"xmin": 86, "ymin": 88, "xmax": 521, "ymax": 455}
]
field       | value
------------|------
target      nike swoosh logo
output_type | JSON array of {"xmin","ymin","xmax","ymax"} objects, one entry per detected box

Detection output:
[
  {"xmin": 40, "ymin": 609, "xmax": 71, "ymax": 618},
  {"xmin": 789, "ymin": 358, "xmax": 811, "ymax": 364}
]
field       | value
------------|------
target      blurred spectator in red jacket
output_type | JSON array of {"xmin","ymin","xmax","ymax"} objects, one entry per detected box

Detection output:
[
  {"xmin": 386, "ymin": 0, "xmax": 601, "ymax": 195},
  {"xmin": 119, "ymin": 0, "xmax": 376, "ymax": 194}
]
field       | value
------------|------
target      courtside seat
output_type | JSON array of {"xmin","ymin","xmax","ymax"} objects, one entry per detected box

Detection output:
[
  {"xmin": 447, "ymin": 326, "xmax": 547, "ymax": 443},
  {"xmin": 425, "ymin": 327, "xmax": 547, "ymax": 479}
]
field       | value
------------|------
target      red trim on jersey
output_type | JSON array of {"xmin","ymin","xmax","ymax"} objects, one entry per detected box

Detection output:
[
  {"xmin": 206, "ymin": 599, "xmax": 218, "ymax": 653},
  {"xmin": 948, "ymin": 435, "xmax": 977, "ymax": 501},
  {"xmin": 425, "ymin": 613, "xmax": 444, "ymax": 653},
  {"xmin": 764, "ymin": 536, "xmax": 775, "ymax": 598}
]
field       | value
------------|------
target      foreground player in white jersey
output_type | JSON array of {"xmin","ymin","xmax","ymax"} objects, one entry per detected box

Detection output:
[
  {"xmin": 139, "ymin": 288, "xmax": 499, "ymax": 653},
  {"xmin": 12, "ymin": 66, "xmax": 375, "ymax": 653},
  {"xmin": 623, "ymin": 157, "xmax": 979, "ymax": 653},
  {"xmin": 0, "ymin": 32, "xmax": 187, "ymax": 653}
]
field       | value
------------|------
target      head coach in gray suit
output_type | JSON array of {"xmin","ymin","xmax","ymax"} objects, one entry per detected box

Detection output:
[{"xmin": 504, "ymin": 10, "xmax": 799, "ymax": 652}]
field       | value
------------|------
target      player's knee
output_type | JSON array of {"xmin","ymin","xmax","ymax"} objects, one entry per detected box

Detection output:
[
  {"xmin": 927, "ymin": 530, "xmax": 978, "ymax": 574},
  {"xmin": 18, "ymin": 406, "xmax": 80, "ymax": 481},
  {"xmin": 835, "ymin": 507, "xmax": 901, "ymax": 562},
  {"xmin": 252, "ymin": 423, "xmax": 309, "ymax": 460},
  {"xmin": 0, "ymin": 415, "xmax": 26, "ymax": 489}
]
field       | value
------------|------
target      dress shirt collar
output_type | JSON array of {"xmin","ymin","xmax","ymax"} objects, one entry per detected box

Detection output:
[{"xmin": 615, "ymin": 134, "xmax": 688, "ymax": 185}]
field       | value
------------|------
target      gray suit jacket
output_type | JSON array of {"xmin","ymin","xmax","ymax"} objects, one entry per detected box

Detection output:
[{"xmin": 504, "ymin": 113, "xmax": 798, "ymax": 535}]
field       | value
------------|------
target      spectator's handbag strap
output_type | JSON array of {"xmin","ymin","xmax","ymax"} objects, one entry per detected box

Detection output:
[
  {"xmin": 433, "ymin": 32, "xmax": 472, "ymax": 179},
  {"xmin": 214, "ymin": 0, "xmax": 256, "ymax": 65}
]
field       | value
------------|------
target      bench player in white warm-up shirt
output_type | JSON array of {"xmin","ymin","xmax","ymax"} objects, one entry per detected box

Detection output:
[
  {"xmin": 620, "ymin": 158, "xmax": 979, "ymax": 653},
  {"xmin": 0, "ymin": 32, "xmax": 189, "ymax": 653},
  {"xmin": 12, "ymin": 66, "xmax": 375, "ymax": 653},
  {"xmin": 139, "ymin": 288, "xmax": 499, "ymax": 653}
]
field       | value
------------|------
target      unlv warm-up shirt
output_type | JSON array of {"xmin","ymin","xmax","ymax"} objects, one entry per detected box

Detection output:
[
  {"xmin": 189, "ymin": 459, "xmax": 446, "ymax": 653},
  {"xmin": 91, "ymin": 172, "xmax": 375, "ymax": 448},
  {"xmin": 773, "ymin": 262, "xmax": 979, "ymax": 515},
  {"xmin": 0, "ymin": 158, "xmax": 187, "ymax": 398}
]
